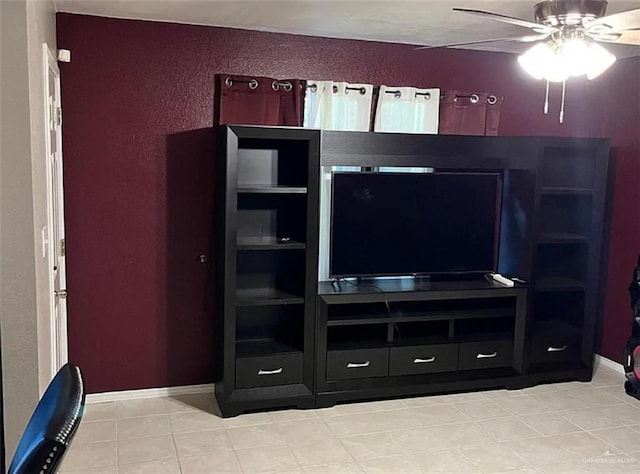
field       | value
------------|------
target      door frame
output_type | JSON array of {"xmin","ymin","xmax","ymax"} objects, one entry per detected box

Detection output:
[{"xmin": 43, "ymin": 43, "xmax": 68, "ymax": 376}]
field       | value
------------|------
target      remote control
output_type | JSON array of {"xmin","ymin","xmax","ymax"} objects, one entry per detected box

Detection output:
[{"xmin": 491, "ymin": 273, "xmax": 515, "ymax": 287}]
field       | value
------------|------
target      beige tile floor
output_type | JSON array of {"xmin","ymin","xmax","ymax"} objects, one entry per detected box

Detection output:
[{"xmin": 61, "ymin": 364, "xmax": 640, "ymax": 473}]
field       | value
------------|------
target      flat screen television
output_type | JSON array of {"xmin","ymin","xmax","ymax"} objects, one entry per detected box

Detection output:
[{"xmin": 330, "ymin": 171, "xmax": 501, "ymax": 278}]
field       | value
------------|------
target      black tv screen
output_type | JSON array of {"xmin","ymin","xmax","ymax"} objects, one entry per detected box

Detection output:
[{"xmin": 330, "ymin": 172, "xmax": 501, "ymax": 278}]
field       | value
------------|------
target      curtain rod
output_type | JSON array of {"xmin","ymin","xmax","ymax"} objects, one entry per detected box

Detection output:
[
  {"xmin": 384, "ymin": 89, "xmax": 433, "ymax": 99},
  {"xmin": 224, "ymin": 77, "xmax": 293, "ymax": 91},
  {"xmin": 304, "ymin": 83, "xmax": 500, "ymax": 104}
]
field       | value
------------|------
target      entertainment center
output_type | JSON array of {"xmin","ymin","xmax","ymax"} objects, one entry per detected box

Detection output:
[{"xmin": 214, "ymin": 125, "xmax": 610, "ymax": 417}]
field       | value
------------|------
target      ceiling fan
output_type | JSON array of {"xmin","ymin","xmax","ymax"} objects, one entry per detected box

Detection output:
[{"xmin": 423, "ymin": 1, "xmax": 640, "ymax": 122}]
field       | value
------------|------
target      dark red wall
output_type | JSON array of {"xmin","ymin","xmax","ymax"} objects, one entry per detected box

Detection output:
[
  {"xmin": 598, "ymin": 57, "xmax": 640, "ymax": 361},
  {"xmin": 56, "ymin": 13, "xmax": 638, "ymax": 392}
]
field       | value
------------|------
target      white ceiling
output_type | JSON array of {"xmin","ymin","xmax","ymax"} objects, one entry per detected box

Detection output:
[{"xmin": 56, "ymin": 0, "xmax": 640, "ymax": 57}]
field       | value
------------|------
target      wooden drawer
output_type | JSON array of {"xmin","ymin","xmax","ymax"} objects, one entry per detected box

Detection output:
[
  {"xmin": 530, "ymin": 332, "xmax": 582, "ymax": 364},
  {"xmin": 236, "ymin": 353, "xmax": 303, "ymax": 389},
  {"xmin": 389, "ymin": 344, "xmax": 458, "ymax": 376},
  {"xmin": 326, "ymin": 348, "xmax": 389, "ymax": 381},
  {"xmin": 459, "ymin": 340, "xmax": 514, "ymax": 370}
]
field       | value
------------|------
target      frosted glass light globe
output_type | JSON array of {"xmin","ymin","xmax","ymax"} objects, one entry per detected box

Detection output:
[
  {"xmin": 585, "ymin": 43, "xmax": 616, "ymax": 79},
  {"xmin": 559, "ymin": 39, "xmax": 591, "ymax": 77}
]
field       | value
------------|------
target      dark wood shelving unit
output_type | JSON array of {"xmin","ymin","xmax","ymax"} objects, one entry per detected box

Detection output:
[
  {"xmin": 215, "ymin": 126, "xmax": 320, "ymax": 416},
  {"xmin": 214, "ymin": 127, "xmax": 610, "ymax": 416},
  {"xmin": 527, "ymin": 138, "xmax": 609, "ymax": 372}
]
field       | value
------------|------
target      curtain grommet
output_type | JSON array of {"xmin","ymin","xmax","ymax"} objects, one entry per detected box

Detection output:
[
  {"xmin": 249, "ymin": 79, "xmax": 258, "ymax": 89},
  {"xmin": 308, "ymin": 84, "xmax": 317, "ymax": 93},
  {"xmin": 470, "ymin": 94, "xmax": 480, "ymax": 104},
  {"xmin": 225, "ymin": 77, "xmax": 233, "ymax": 87},
  {"xmin": 359, "ymin": 87, "xmax": 366, "ymax": 95},
  {"xmin": 272, "ymin": 81, "xmax": 279, "ymax": 91},
  {"xmin": 487, "ymin": 95, "xmax": 498, "ymax": 105},
  {"xmin": 393, "ymin": 91, "xmax": 402, "ymax": 99},
  {"xmin": 283, "ymin": 82, "xmax": 293, "ymax": 92},
  {"xmin": 332, "ymin": 85, "xmax": 339, "ymax": 94}
]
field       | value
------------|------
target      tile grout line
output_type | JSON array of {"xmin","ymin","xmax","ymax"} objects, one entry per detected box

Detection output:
[{"xmin": 166, "ymin": 398, "xmax": 185, "ymax": 474}]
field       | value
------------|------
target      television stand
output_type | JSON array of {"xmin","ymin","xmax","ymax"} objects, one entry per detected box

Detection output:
[
  {"xmin": 315, "ymin": 278, "xmax": 529, "ymax": 407},
  {"xmin": 215, "ymin": 126, "xmax": 609, "ymax": 416}
]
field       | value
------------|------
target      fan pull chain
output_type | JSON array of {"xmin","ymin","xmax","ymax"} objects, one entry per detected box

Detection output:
[
  {"xmin": 544, "ymin": 80, "xmax": 550, "ymax": 115},
  {"xmin": 560, "ymin": 80, "xmax": 566, "ymax": 124}
]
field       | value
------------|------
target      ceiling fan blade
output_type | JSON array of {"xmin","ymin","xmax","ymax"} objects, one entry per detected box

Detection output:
[
  {"xmin": 586, "ymin": 8, "xmax": 640, "ymax": 32},
  {"xmin": 590, "ymin": 30, "xmax": 640, "ymax": 46},
  {"xmin": 452, "ymin": 8, "xmax": 553, "ymax": 33},
  {"xmin": 414, "ymin": 34, "xmax": 549, "ymax": 50}
]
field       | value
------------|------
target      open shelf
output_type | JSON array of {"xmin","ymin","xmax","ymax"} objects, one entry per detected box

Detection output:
[
  {"xmin": 327, "ymin": 324, "xmax": 388, "ymax": 351},
  {"xmin": 235, "ymin": 305, "xmax": 304, "ymax": 358},
  {"xmin": 327, "ymin": 297, "xmax": 516, "ymax": 326},
  {"xmin": 531, "ymin": 291, "xmax": 585, "ymax": 329},
  {"xmin": 236, "ymin": 339, "xmax": 302, "ymax": 358},
  {"xmin": 539, "ymin": 194, "xmax": 592, "ymax": 237},
  {"xmin": 237, "ymin": 237, "xmax": 306, "ymax": 251},
  {"xmin": 393, "ymin": 320, "xmax": 451, "ymax": 346},
  {"xmin": 237, "ymin": 193, "xmax": 307, "ymax": 244},
  {"xmin": 540, "ymin": 147, "xmax": 595, "ymax": 190},
  {"xmin": 238, "ymin": 185, "xmax": 307, "ymax": 194},
  {"xmin": 535, "ymin": 243, "xmax": 587, "ymax": 291},
  {"xmin": 237, "ymin": 141, "xmax": 309, "ymax": 189},
  {"xmin": 455, "ymin": 316, "xmax": 515, "ymax": 342},
  {"xmin": 236, "ymin": 250, "xmax": 306, "ymax": 306},
  {"xmin": 327, "ymin": 306, "xmax": 514, "ymax": 326},
  {"xmin": 236, "ymin": 288, "xmax": 304, "ymax": 306}
]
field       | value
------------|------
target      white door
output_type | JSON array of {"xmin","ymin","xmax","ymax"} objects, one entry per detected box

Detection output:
[{"xmin": 44, "ymin": 45, "xmax": 68, "ymax": 372}]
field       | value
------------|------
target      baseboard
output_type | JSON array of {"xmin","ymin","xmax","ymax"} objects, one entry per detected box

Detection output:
[
  {"xmin": 595, "ymin": 354, "xmax": 625, "ymax": 374},
  {"xmin": 86, "ymin": 383, "xmax": 214, "ymax": 404}
]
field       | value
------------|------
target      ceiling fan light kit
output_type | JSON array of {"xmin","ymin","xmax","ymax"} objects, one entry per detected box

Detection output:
[
  {"xmin": 518, "ymin": 38, "xmax": 617, "ymax": 82},
  {"xmin": 450, "ymin": 0, "xmax": 639, "ymax": 123}
]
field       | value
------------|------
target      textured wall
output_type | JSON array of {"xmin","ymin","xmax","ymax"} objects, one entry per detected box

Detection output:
[
  {"xmin": 598, "ymin": 57, "xmax": 640, "ymax": 361},
  {"xmin": 56, "ymin": 13, "xmax": 635, "ymax": 393}
]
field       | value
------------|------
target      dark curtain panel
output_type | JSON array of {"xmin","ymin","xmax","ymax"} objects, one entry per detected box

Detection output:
[
  {"xmin": 439, "ymin": 90, "xmax": 503, "ymax": 136},
  {"xmin": 216, "ymin": 74, "xmax": 304, "ymax": 126}
]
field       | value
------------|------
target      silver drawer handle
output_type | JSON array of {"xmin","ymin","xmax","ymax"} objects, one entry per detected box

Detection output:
[
  {"xmin": 476, "ymin": 352, "xmax": 498, "ymax": 359},
  {"xmin": 258, "ymin": 368, "xmax": 283, "ymax": 375},
  {"xmin": 547, "ymin": 345, "xmax": 567, "ymax": 352},
  {"xmin": 413, "ymin": 357, "xmax": 436, "ymax": 364},
  {"xmin": 347, "ymin": 361, "xmax": 370, "ymax": 368}
]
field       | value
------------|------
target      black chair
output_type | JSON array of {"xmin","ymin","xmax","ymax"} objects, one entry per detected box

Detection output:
[{"xmin": 8, "ymin": 363, "xmax": 85, "ymax": 474}]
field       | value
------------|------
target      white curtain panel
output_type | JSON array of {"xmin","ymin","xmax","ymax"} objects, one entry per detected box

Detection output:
[
  {"xmin": 304, "ymin": 81, "xmax": 373, "ymax": 131},
  {"xmin": 374, "ymin": 86, "xmax": 440, "ymax": 134}
]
